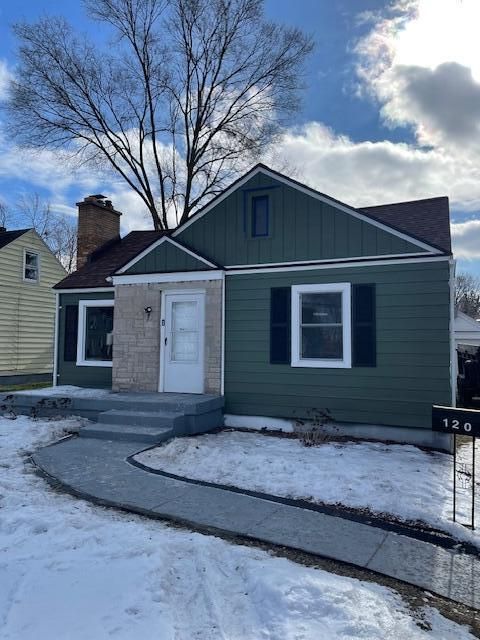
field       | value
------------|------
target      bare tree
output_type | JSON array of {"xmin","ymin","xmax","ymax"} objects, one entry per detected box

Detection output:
[
  {"xmin": 0, "ymin": 201, "xmax": 10, "ymax": 228},
  {"xmin": 16, "ymin": 194, "xmax": 77, "ymax": 272},
  {"xmin": 455, "ymin": 272, "xmax": 480, "ymax": 318},
  {"xmin": 6, "ymin": 0, "xmax": 313, "ymax": 230}
]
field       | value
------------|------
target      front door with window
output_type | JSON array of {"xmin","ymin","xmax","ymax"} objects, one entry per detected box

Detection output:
[{"xmin": 162, "ymin": 292, "xmax": 205, "ymax": 393}]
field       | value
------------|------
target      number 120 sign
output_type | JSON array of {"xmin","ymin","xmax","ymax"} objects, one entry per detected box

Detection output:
[{"xmin": 432, "ymin": 405, "xmax": 480, "ymax": 437}]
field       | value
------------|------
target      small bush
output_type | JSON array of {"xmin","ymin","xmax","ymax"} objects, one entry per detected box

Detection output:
[{"xmin": 293, "ymin": 408, "xmax": 337, "ymax": 446}]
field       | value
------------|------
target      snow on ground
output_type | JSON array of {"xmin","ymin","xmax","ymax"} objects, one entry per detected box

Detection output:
[
  {"xmin": 135, "ymin": 431, "xmax": 480, "ymax": 548},
  {"xmin": 10, "ymin": 385, "xmax": 111, "ymax": 397},
  {"xmin": 0, "ymin": 417, "xmax": 475, "ymax": 639}
]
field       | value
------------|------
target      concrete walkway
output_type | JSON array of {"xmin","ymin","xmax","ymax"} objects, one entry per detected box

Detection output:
[{"xmin": 33, "ymin": 435, "xmax": 480, "ymax": 611}]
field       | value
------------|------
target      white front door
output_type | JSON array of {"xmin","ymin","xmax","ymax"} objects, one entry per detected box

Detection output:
[{"xmin": 162, "ymin": 292, "xmax": 205, "ymax": 393}]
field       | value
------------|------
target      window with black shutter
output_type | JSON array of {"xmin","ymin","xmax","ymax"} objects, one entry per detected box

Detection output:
[
  {"xmin": 64, "ymin": 305, "xmax": 79, "ymax": 362},
  {"xmin": 270, "ymin": 288, "xmax": 291, "ymax": 364},
  {"xmin": 352, "ymin": 284, "xmax": 376, "ymax": 367}
]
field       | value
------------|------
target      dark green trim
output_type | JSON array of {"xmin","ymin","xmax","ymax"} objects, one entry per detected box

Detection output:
[{"xmin": 57, "ymin": 292, "xmax": 114, "ymax": 388}]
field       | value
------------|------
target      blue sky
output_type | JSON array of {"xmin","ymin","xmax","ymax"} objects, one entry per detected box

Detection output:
[{"xmin": 0, "ymin": 0, "xmax": 479, "ymax": 274}]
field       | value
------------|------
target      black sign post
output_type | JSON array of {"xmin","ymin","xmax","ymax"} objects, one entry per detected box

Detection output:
[{"xmin": 432, "ymin": 405, "xmax": 478, "ymax": 529}]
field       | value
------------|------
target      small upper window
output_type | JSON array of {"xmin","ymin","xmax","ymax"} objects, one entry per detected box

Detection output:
[
  {"xmin": 252, "ymin": 195, "xmax": 269, "ymax": 237},
  {"xmin": 24, "ymin": 251, "xmax": 39, "ymax": 282}
]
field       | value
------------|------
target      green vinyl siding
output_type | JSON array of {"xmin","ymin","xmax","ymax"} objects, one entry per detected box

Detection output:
[
  {"xmin": 224, "ymin": 260, "xmax": 451, "ymax": 429},
  {"xmin": 177, "ymin": 171, "xmax": 428, "ymax": 266},
  {"xmin": 57, "ymin": 291, "xmax": 114, "ymax": 388},
  {"xmin": 125, "ymin": 241, "xmax": 214, "ymax": 274}
]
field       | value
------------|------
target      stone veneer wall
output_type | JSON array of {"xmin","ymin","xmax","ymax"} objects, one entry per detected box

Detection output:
[{"xmin": 112, "ymin": 280, "xmax": 222, "ymax": 394}]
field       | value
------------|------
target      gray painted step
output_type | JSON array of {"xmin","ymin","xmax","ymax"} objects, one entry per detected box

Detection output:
[
  {"xmin": 79, "ymin": 423, "xmax": 173, "ymax": 444},
  {"xmin": 4, "ymin": 391, "xmax": 225, "ymax": 422},
  {"xmin": 97, "ymin": 409, "xmax": 185, "ymax": 430}
]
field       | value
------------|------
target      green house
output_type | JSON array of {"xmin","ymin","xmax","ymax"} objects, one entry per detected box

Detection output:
[{"xmin": 54, "ymin": 165, "xmax": 454, "ymax": 448}]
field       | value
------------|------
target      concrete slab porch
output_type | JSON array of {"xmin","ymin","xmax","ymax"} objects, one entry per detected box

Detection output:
[{"xmin": 1, "ymin": 390, "xmax": 225, "ymax": 440}]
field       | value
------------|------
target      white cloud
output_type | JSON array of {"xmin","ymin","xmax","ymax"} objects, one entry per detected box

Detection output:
[
  {"xmin": 0, "ymin": 59, "xmax": 12, "ymax": 100},
  {"xmin": 355, "ymin": 0, "xmax": 480, "ymax": 150},
  {"xmin": 451, "ymin": 220, "xmax": 480, "ymax": 260},
  {"xmin": 381, "ymin": 63, "xmax": 480, "ymax": 150},
  {"xmin": 0, "ymin": 140, "xmax": 100, "ymax": 194},
  {"xmin": 344, "ymin": 0, "xmax": 480, "ymax": 262},
  {"xmin": 275, "ymin": 122, "xmax": 480, "ymax": 210}
]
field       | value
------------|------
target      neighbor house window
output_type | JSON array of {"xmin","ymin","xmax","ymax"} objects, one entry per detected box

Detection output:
[
  {"xmin": 23, "ymin": 250, "xmax": 39, "ymax": 282},
  {"xmin": 291, "ymin": 283, "xmax": 351, "ymax": 368},
  {"xmin": 77, "ymin": 300, "xmax": 114, "ymax": 367},
  {"xmin": 251, "ymin": 195, "xmax": 269, "ymax": 237}
]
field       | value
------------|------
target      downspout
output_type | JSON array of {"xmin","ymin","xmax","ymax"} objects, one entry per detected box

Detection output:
[
  {"xmin": 221, "ymin": 273, "xmax": 226, "ymax": 396},
  {"xmin": 52, "ymin": 292, "xmax": 60, "ymax": 387},
  {"xmin": 449, "ymin": 257, "xmax": 457, "ymax": 407}
]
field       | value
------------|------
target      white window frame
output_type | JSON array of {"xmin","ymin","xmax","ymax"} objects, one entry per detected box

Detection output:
[
  {"xmin": 76, "ymin": 299, "xmax": 114, "ymax": 367},
  {"xmin": 291, "ymin": 282, "xmax": 352, "ymax": 369},
  {"xmin": 23, "ymin": 249, "xmax": 40, "ymax": 283}
]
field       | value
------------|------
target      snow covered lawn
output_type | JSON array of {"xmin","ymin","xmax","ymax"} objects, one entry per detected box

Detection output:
[
  {"xmin": 135, "ymin": 431, "xmax": 480, "ymax": 548},
  {"xmin": 0, "ymin": 416, "xmax": 476, "ymax": 639}
]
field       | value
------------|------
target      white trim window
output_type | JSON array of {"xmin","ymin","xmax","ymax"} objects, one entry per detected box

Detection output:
[
  {"xmin": 23, "ymin": 250, "xmax": 39, "ymax": 282},
  {"xmin": 291, "ymin": 283, "xmax": 351, "ymax": 368},
  {"xmin": 77, "ymin": 300, "xmax": 114, "ymax": 367}
]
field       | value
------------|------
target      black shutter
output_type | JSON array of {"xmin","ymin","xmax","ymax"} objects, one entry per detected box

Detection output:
[
  {"xmin": 352, "ymin": 284, "xmax": 376, "ymax": 367},
  {"xmin": 270, "ymin": 288, "xmax": 291, "ymax": 364},
  {"xmin": 64, "ymin": 305, "xmax": 79, "ymax": 362}
]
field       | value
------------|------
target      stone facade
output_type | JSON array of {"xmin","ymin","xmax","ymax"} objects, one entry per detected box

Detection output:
[{"xmin": 112, "ymin": 280, "xmax": 222, "ymax": 394}]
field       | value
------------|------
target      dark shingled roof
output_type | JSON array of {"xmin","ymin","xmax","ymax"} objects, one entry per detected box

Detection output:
[
  {"xmin": 0, "ymin": 228, "xmax": 30, "ymax": 250},
  {"xmin": 54, "ymin": 230, "xmax": 165, "ymax": 289},
  {"xmin": 360, "ymin": 196, "xmax": 451, "ymax": 254}
]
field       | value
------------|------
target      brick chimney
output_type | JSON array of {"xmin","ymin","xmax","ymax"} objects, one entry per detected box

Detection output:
[{"xmin": 76, "ymin": 195, "xmax": 122, "ymax": 269}]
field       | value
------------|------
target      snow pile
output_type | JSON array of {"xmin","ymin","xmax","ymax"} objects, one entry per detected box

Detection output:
[
  {"xmin": 135, "ymin": 431, "xmax": 480, "ymax": 547},
  {"xmin": 12, "ymin": 385, "xmax": 111, "ymax": 398},
  {"xmin": 0, "ymin": 416, "xmax": 475, "ymax": 639}
]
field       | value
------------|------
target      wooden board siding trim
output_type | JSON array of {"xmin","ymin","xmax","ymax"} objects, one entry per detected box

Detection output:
[{"xmin": 224, "ymin": 260, "xmax": 451, "ymax": 429}]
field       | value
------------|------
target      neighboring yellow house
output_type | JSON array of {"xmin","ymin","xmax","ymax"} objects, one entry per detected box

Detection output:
[{"xmin": 0, "ymin": 228, "xmax": 66, "ymax": 385}]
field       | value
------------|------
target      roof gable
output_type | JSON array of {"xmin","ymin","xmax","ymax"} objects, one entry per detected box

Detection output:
[
  {"xmin": 173, "ymin": 164, "xmax": 448, "ymax": 257},
  {"xmin": 0, "ymin": 228, "xmax": 30, "ymax": 251},
  {"xmin": 173, "ymin": 167, "xmax": 441, "ymax": 268},
  {"xmin": 118, "ymin": 237, "xmax": 218, "ymax": 275}
]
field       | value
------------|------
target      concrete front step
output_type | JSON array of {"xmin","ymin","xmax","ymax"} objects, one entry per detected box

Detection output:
[
  {"xmin": 97, "ymin": 409, "xmax": 185, "ymax": 430},
  {"xmin": 5, "ymin": 391, "xmax": 224, "ymax": 423},
  {"xmin": 4, "ymin": 390, "xmax": 225, "ymax": 441},
  {"xmin": 79, "ymin": 423, "xmax": 173, "ymax": 444}
]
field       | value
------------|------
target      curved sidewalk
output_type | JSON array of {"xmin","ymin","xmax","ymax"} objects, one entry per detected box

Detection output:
[{"xmin": 33, "ymin": 435, "xmax": 480, "ymax": 611}]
